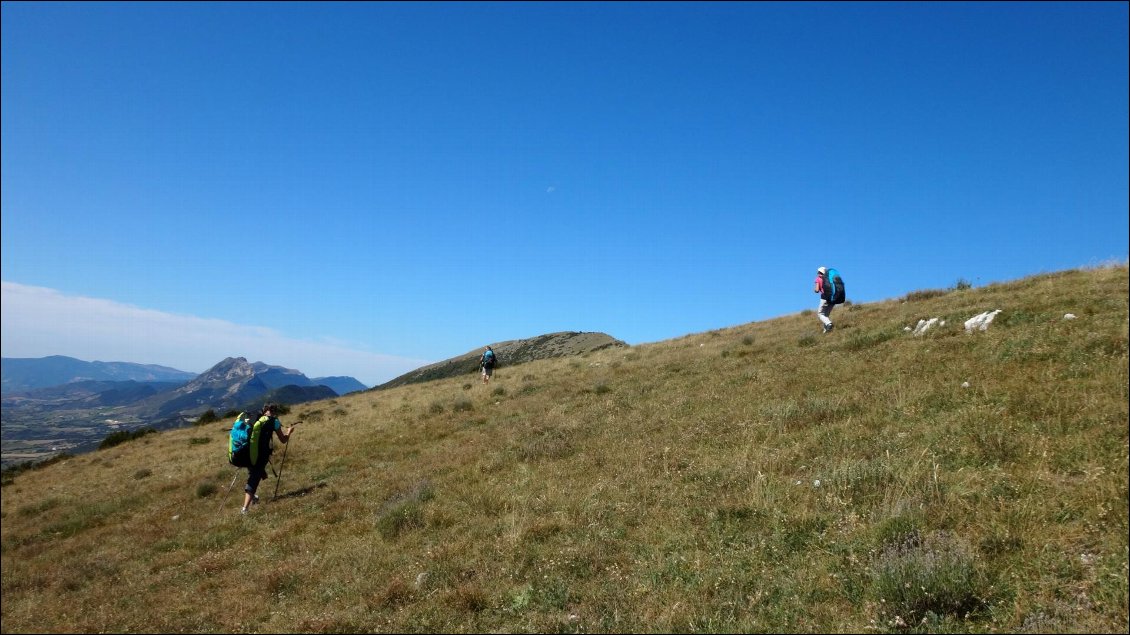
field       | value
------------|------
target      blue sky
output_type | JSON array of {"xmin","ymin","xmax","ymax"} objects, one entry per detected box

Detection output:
[{"xmin": 2, "ymin": 2, "xmax": 1127, "ymax": 387}]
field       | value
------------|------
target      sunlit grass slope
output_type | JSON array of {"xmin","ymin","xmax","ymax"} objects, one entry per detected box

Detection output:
[{"xmin": 2, "ymin": 265, "xmax": 1127, "ymax": 634}]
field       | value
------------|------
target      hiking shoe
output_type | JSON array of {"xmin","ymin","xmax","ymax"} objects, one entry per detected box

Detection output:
[
  {"xmin": 252, "ymin": 495, "xmax": 260, "ymax": 505},
  {"xmin": 823, "ymin": 323, "xmax": 834, "ymax": 333},
  {"xmin": 240, "ymin": 506, "xmax": 249, "ymax": 515}
]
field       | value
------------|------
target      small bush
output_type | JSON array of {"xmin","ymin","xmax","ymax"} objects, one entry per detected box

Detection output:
[
  {"xmin": 99, "ymin": 427, "xmax": 157, "ymax": 450},
  {"xmin": 951, "ymin": 278, "xmax": 973, "ymax": 291},
  {"xmin": 872, "ymin": 530, "xmax": 990, "ymax": 624},
  {"xmin": 194, "ymin": 409, "xmax": 219, "ymax": 426},
  {"xmin": 195, "ymin": 482, "xmax": 218, "ymax": 498},
  {"xmin": 189, "ymin": 437, "xmax": 210, "ymax": 446},
  {"xmin": 449, "ymin": 583, "xmax": 489, "ymax": 613},
  {"xmin": 369, "ymin": 578, "xmax": 415, "ymax": 609},
  {"xmin": 377, "ymin": 502, "xmax": 425, "ymax": 539},
  {"xmin": 133, "ymin": 469, "xmax": 152, "ymax": 480},
  {"xmin": 376, "ymin": 480, "xmax": 435, "ymax": 539},
  {"xmin": 491, "ymin": 387, "xmax": 506, "ymax": 396},
  {"xmin": 453, "ymin": 398, "xmax": 474, "ymax": 412},
  {"xmin": 428, "ymin": 401, "xmax": 445, "ymax": 414},
  {"xmin": 842, "ymin": 329, "xmax": 896, "ymax": 351},
  {"xmin": 903, "ymin": 289, "xmax": 947, "ymax": 302},
  {"xmin": 798, "ymin": 335, "xmax": 818, "ymax": 348}
]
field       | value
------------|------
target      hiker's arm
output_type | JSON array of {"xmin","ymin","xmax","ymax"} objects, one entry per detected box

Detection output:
[{"xmin": 276, "ymin": 426, "xmax": 294, "ymax": 444}]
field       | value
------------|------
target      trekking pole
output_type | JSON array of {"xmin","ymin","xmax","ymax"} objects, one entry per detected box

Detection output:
[
  {"xmin": 218, "ymin": 467, "xmax": 240, "ymax": 512},
  {"xmin": 272, "ymin": 424, "xmax": 298, "ymax": 500}
]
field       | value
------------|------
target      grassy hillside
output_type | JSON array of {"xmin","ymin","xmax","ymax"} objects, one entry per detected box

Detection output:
[
  {"xmin": 1, "ymin": 265, "xmax": 1126, "ymax": 634},
  {"xmin": 375, "ymin": 331, "xmax": 626, "ymax": 390}
]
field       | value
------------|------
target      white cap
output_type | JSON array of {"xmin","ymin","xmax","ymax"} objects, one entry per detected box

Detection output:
[{"xmin": 816, "ymin": 267, "xmax": 827, "ymax": 275}]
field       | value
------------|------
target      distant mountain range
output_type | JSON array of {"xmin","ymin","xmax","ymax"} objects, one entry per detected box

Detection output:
[
  {"xmin": 0, "ymin": 356, "xmax": 367, "ymax": 468},
  {"xmin": 1, "ymin": 355, "xmax": 367, "ymax": 397},
  {"xmin": 141, "ymin": 357, "xmax": 360, "ymax": 418},
  {"xmin": 1, "ymin": 355, "xmax": 197, "ymax": 394}
]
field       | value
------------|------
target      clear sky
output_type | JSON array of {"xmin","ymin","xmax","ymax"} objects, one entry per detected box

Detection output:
[{"xmin": 2, "ymin": 2, "xmax": 1127, "ymax": 387}]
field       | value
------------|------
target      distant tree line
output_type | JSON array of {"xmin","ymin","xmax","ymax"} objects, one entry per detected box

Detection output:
[{"xmin": 98, "ymin": 427, "xmax": 157, "ymax": 450}]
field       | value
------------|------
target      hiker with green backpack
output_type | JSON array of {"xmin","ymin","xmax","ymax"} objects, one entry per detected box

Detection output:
[
  {"xmin": 813, "ymin": 266, "xmax": 847, "ymax": 333},
  {"xmin": 228, "ymin": 403, "xmax": 293, "ymax": 515}
]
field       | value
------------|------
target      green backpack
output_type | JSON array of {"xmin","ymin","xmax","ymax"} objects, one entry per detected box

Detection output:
[{"xmin": 228, "ymin": 411, "xmax": 275, "ymax": 467}]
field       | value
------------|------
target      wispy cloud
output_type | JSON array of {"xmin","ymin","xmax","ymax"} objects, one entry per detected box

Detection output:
[{"xmin": 0, "ymin": 282, "xmax": 431, "ymax": 387}]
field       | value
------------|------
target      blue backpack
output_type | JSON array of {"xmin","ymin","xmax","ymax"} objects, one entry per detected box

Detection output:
[
  {"xmin": 826, "ymin": 268, "xmax": 846, "ymax": 305},
  {"xmin": 228, "ymin": 412, "xmax": 253, "ymax": 468}
]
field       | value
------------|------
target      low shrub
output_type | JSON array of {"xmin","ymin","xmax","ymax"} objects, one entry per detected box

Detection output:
[
  {"xmin": 872, "ymin": 530, "xmax": 990, "ymax": 625},
  {"xmin": 903, "ymin": 288, "xmax": 947, "ymax": 302},
  {"xmin": 376, "ymin": 480, "xmax": 435, "ymax": 539},
  {"xmin": 194, "ymin": 410, "xmax": 219, "ymax": 426},
  {"xmin": 99, "ymin": 427, "xmax": 157, "ymax": 450}
]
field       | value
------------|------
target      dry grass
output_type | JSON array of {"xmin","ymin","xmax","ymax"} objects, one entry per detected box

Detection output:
[{"xmin": 2, "ymin": 265, "xmax": 1127, "ymax": 633}]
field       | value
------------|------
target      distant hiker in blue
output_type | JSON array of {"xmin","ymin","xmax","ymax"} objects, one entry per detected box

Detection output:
[
  {"xmin": 479, "ymin": 346, "xmax": 497, "ymax": 384},
  {"xmin": 813, "ymin": 267, "xmax": 847, "ymax": 333},
  {"xmin": 241, "ymin": 403, "xmax": 293, "ymax": 515}
]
